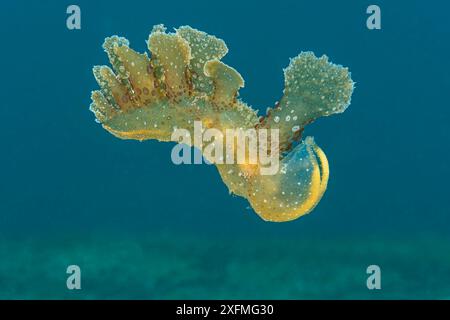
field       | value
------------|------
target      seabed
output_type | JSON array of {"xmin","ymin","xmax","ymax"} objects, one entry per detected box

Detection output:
[{"xmin": 0, "ymin": 233, "xmax": 449, "ymax": 299}]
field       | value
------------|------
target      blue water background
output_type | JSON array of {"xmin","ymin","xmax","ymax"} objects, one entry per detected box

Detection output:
[{"xmin": 0, "ymin": 0, "xmax": 449, "ymax": 298}]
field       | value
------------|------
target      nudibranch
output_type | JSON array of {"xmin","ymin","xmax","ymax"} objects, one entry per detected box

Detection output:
[{"xmin": 89, "ymin": 24, "xmax": 354, "ymax": 222}]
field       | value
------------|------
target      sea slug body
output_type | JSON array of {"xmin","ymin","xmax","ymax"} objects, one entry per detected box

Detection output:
[{"xmin": 89, "ymin": 24, "xmax": 354, "ymax": 222}]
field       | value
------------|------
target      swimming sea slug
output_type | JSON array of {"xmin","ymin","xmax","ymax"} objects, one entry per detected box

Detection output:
[{"xmin": 89, "ymin": 24, "xmax": 354, "ymax": 222}]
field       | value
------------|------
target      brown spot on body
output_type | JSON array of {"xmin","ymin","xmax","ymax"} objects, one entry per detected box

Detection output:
[{"xmin": 147, "ymin": 64, "xmax": 153, "ymax": 74}]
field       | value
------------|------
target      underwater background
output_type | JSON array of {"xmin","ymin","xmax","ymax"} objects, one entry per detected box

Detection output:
[{"xmin": 0, "ymin": 0, "xmax": 449, "ymax": 299}]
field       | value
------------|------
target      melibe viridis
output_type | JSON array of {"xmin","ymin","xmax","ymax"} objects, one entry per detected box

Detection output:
[{"xmin": 89, "ymin": 24, "xmax": 354, "ymax": 222}]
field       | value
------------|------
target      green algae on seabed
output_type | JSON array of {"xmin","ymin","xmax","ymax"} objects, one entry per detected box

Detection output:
[{"xmin": 0, "ymin": 234, "xmax": 449, "ymax": 299}]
